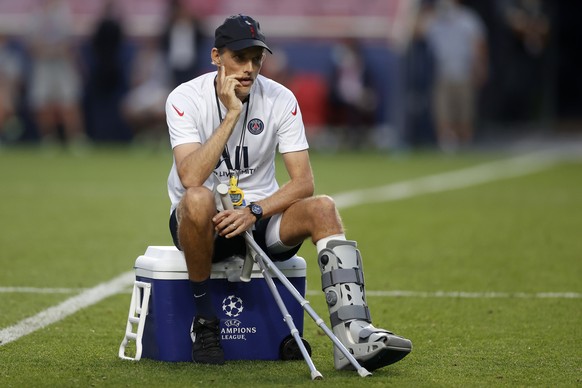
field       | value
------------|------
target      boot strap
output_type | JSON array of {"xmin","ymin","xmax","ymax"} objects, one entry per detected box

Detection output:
[
  {"xmin": 321, "ymin": 268, "xmax": 364, "ymax": 290},
  {"xmin": 330, "ymin": 305, "xmax": 371, "ymax": 327}
]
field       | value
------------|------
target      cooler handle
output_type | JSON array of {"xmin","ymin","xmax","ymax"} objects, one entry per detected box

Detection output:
[{"xmin": 118, "ymin": 281, "xmax": 151, "ymax": 361}]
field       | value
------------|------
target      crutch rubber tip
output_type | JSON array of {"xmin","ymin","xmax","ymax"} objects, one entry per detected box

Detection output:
[
  {"xmin": 357, "ymin": 368, "xmax": 372, "ymax": 377},
  {"xmin": 311, "ymin": 371, "xmax": 323, "ymax": 380}
]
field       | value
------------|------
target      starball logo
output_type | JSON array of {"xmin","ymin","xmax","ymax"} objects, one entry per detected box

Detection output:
[
  {"xmin": 222, "ymin": 295, "xmax": 244, "ymax": 317},
  {"xmin": 220, "ymin": 295, "xmax": 257, "ymax": 340}
]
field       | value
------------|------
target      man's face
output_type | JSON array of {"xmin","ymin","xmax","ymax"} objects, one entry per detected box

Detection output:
[{"xmin": 214, "ymin": 46, "xmax": 266, "ymax": 99}]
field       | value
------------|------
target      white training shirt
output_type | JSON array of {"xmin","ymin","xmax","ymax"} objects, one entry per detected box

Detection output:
[{"xmin": 166, "ymin": 72, "xmax": 309, "ymax": 213}]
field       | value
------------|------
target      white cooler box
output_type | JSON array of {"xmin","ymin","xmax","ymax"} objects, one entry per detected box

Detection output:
[{"xmin": 119, "ymin": 246, "xmax": 307, "ymax": 362}]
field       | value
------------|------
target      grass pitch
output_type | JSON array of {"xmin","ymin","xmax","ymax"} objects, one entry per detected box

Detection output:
[{"xmin": 0, "ymin": 143, "xmax": 580, "ymax": 387}]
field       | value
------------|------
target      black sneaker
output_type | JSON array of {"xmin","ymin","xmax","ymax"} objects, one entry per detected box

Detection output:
[{"xmin": 190, "ymin": 316, "xmax": 224, "ymax": 365}]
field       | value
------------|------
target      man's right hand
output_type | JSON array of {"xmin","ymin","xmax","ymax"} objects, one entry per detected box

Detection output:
[{"xmin": 216, "ymin": 65, "xmax": 243, "ymax": 114}]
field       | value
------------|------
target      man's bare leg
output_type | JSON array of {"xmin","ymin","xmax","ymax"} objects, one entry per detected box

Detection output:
[{"xmin": 177, "ymin": 186, "xmax": 224, "ymax": 364}]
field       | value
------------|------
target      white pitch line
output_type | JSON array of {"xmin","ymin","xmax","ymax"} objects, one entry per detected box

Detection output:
[
  {"xmin": 333, "ymin": 147, "xmax": 578, "ymax": 209},
  {"xmin": 306, "ymin": 290, "xmax": 582, "ymax": 299},
  {"xmin": 4, "ymin": 287, "xmax": 580, "ymax": 300},
  {"xmin": 0, "ymin": 271, "xmax": 134, "ymax": 346},
  {"xmin": 0, "ymin": 287, "xmax": 86, "ymax": 294},
  {"xmin": 2, "ymin": 146, "xmax": 579, "ymax": 346}
]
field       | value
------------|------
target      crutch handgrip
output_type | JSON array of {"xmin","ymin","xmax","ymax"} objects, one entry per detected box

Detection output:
[{"xmin": 216, "ymin": 183, "xmax": 253, "ymax": 282}]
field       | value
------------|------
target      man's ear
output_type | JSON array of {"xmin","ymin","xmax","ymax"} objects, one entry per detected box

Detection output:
[{"xmin": 210, "ymin": 49, "xmax": 221, "ymax": 66}]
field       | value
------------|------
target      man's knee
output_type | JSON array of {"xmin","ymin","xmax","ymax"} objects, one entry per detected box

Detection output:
[
  {"xmin": 311, "ymin": 195, "xmax": 339, "ymax": 218},
  {"xmin": 183, "ymin": 186, "xmax": 214, "ymax": 202},
  {"xmin": 297, "ymin": 195, "xmax": 342, "ymax": 229},
  {"xmin": 306, "ymin": 195, "xmax": 343, "ymax": 239},
  {"xmin": 179, "ymin": 187, "xmax": 215, "ymax": 220}
]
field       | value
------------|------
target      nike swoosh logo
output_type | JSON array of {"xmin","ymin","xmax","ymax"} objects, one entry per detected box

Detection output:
[
  {"xmin": 172, "ymin": 104, "xmax": 184, "ymax": 116},
  {"xmin": 291, "ymin": 104, "xmax": 297, "ymax": 116}
]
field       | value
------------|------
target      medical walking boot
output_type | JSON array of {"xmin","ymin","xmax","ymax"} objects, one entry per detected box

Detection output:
[{"xmin": 318, "ymin": 240, "xmax": 412, "ymax": 371}]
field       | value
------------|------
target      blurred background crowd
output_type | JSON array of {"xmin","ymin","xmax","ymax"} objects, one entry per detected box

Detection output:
[{"xmin": 0, "ymin": 0, "xmax": 580, "ymax": 152}]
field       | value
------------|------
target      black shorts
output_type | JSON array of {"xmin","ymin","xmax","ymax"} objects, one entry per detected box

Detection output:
[{"xmin": 169, "ymin": 209, "xmax": 301, "ymax": 262}]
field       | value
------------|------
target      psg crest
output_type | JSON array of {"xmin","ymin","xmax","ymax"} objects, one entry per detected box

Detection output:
[{"xmin": 247, "ymin": 118, "xmax": 264, "ymax": 135}]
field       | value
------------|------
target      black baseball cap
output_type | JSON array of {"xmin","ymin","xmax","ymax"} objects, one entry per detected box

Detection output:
[{"xmin": 214, "ymin": 14, "xmax": 272, "ymax": 54}]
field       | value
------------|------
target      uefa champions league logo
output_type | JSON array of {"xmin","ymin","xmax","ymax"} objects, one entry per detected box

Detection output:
[
  {"xmin": 222, "ymin": 295, "xmax": 244, "ymax": 317},
  {"xmin": 220, "ymin": 294, "xmax": 257, "ymax": 340}
]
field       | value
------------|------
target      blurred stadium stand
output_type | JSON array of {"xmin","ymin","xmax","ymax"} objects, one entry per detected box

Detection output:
[
  {"xmin": 0, "ymin": 1, "xmax": 413, "ymax": 40},
  {"xmin": 0, "ymin": 0, "xmax": 580, "ymax": 146}
]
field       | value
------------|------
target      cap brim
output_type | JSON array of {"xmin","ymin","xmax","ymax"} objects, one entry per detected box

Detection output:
[{"xmin": 226, "ymin": 39, "xmax": 272, "ymax": 54}]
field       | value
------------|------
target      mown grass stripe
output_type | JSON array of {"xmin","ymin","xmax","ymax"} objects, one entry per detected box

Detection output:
[
  {"xmin": 0, "ymin": 287, "xmax": 86, "ymax": 294},
  {"xmin": 333, "ymin": 147, "xmax": 577, "ymax": 209},
  {"xmin": 0, "ymin": 271, "xmax": 134, "ymax": 346},
  {"xmin": 2, "ymin": 147, "xmax": 578, "ymax": 346}
]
